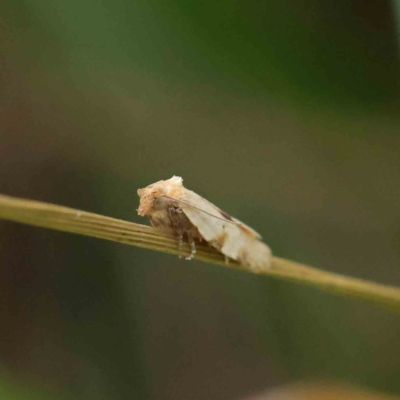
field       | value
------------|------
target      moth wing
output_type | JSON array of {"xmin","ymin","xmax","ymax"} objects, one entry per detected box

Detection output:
[
  {"xmin": 228, "ymin": 216, "xmax": 262, "ymax": 239},
  {"xmin": 186, "ymin": 190, "xmax": 262, "ymax": 237},
  {"xmin": 180, "ymin": 189, "xmax": 271, "ymax": 271}
]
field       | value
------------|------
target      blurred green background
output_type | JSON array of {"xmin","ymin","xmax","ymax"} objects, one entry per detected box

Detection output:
[{"xmin": 1, "ymin": 1, "xmax": 400, "ymax": 399}]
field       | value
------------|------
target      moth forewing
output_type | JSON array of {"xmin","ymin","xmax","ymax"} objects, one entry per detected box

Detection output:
[
  {"xmin": 180, "ymin": 193, "xmax": 271, "ymax": 272},
  {"xmin": 137, "ymin": 176, "xmax": 272, "ymax": 271}
]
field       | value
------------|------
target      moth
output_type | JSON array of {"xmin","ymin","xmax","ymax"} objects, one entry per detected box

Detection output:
[{"xmin": 137, "ymin": 176, "xmax": 272, "ymax": 272}]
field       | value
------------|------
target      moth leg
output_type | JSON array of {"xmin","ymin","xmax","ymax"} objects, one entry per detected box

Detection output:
[
  {"xmin": 224, "ymin": 255, "xmax": 230, "ymax": 265},
  {"xmin": 177, "ymin": 234, "xmax": 183, "ymax": 259},
  {"xmin": 168, "ymin": 206, "xmax": 185, "ymax": 258},
  {"xmin": 186, "ymin": 232, "xmax": 196, "ymax": 260}
]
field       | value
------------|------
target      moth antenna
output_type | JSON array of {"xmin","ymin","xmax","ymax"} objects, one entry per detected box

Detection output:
[{"xmin": 161, "ymin": 196, "xmax": 241, "ymax": 225}]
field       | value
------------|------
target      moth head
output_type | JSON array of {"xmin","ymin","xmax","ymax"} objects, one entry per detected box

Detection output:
[
  {"xmin": 137, "ymin": 176, "xmax": 184, "ymax": 216},
  {"xmin": 137, "ymin": 184, "xmax": 164, "ymax": 216}
]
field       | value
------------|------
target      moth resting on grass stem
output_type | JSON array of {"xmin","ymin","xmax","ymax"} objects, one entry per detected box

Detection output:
[{"xmin": 137, "ymin": 176, "xmax": 272, "ymax": 272}]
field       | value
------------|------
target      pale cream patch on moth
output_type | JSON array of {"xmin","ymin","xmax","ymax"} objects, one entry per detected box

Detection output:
[{"xmin": 137, "ymin": 176, "xmax": 272, "ymax": 271}]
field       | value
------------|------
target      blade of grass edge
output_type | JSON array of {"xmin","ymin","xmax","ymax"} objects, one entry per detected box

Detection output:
[{"xmin": 0, "ymin": 194, "xmax": 400, "ymax": 313}]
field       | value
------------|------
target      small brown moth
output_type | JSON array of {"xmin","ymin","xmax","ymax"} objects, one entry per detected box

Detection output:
[{"xmin": 137, "ymin": 176, "xmax": 272, "ymax": 271}]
